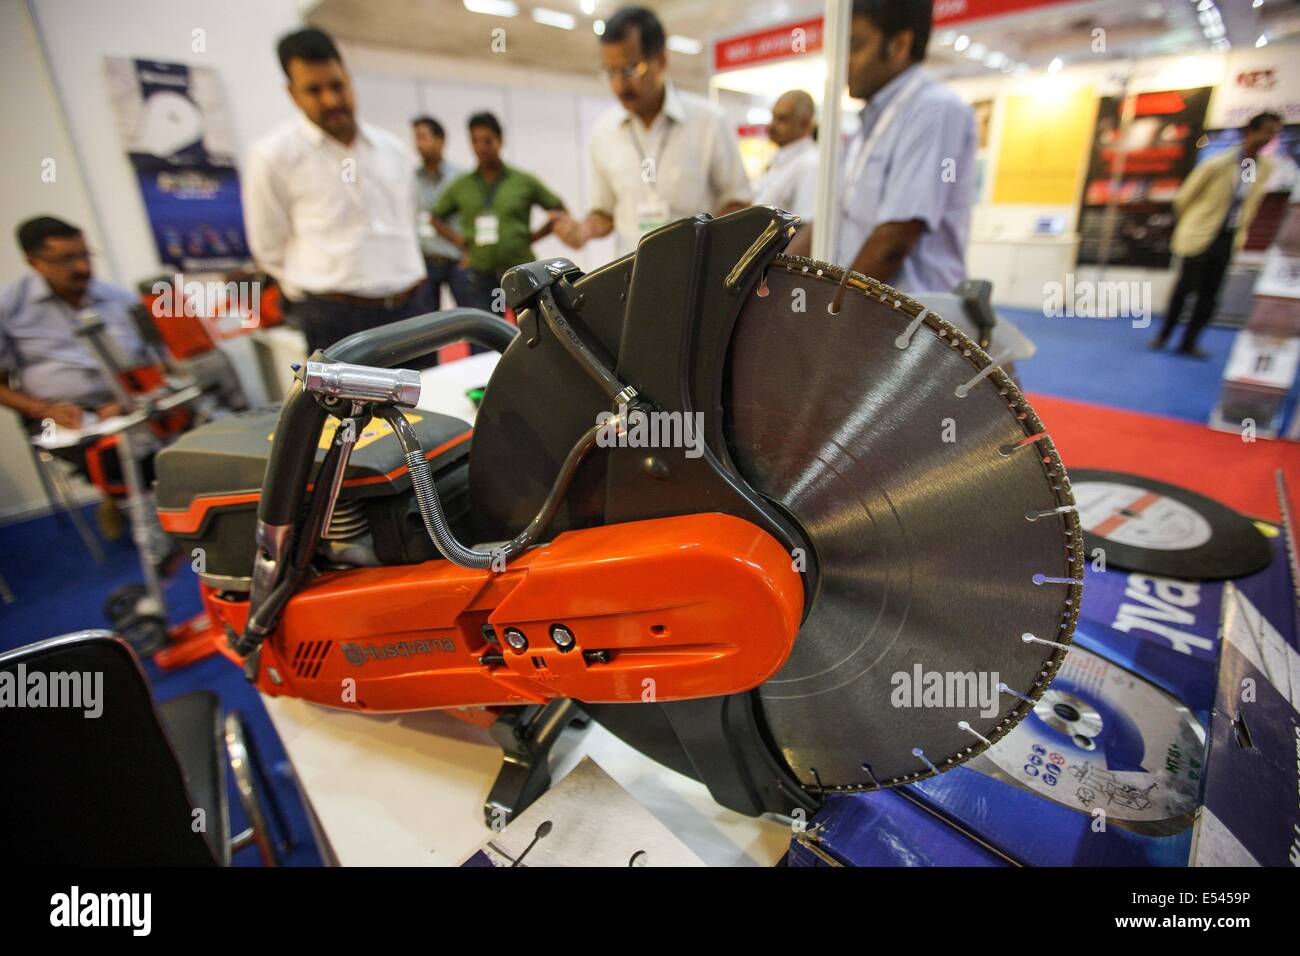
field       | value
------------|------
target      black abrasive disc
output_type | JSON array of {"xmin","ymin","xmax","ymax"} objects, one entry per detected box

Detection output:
[{"xmin": 1071, "ymin": 469, "xmax": 1271, "ymax": 580}]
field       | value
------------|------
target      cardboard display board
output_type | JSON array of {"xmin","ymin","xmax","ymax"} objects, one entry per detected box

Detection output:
[{"xmin": 1077, "ymin": 87, "xmax": 1213, "ymax": 269}]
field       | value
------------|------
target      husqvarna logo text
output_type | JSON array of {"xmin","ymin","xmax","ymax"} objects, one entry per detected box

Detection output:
[{"xmin": 341, "ymin": 639, "xmax": 455, "ymax": 666}]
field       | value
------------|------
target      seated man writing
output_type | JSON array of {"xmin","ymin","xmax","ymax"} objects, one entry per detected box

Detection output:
[{"xmin": 0, "ymin": 216, "xmax": 163, "ymax": 544}]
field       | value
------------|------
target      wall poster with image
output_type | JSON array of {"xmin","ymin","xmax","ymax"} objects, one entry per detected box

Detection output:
[{"xmin": 103, "ymin": 57, "xmax": 250, "ymax": 273}]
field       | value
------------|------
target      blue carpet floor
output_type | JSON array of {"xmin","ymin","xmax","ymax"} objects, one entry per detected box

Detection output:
[
  {"xmin": 1007, "ymin": 309, "xmax": 1249, "ymax": 423},
  {"xmin": 0, "ymin": 505, "xmax": 322, "ymax": 866}
]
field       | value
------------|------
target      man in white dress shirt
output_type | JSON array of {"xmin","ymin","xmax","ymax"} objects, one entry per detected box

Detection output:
[
  {"xmin": 244, "ymin": 28, "xmax": 429, "ymax": 355},
  {"xmin": 754, "ymin": 90, "xmax": 819, "ymax": 221},
  {"xmin": 553, "ymin": 6, "xmax": 752, "ymax": 256}
]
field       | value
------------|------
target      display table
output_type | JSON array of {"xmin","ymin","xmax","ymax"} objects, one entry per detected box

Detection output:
[
  {"xmin": 264, "ymin": 697, "xmax": 790, "ymax": 866},
  {"xmin": 263, "ymin": 350, "xmax": 790, "ymax": 866}
]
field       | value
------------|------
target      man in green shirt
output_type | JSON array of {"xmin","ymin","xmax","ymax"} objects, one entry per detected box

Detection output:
[{"xmin": 431, "ymin": 112, "xmax": 572, "ymax": 320}]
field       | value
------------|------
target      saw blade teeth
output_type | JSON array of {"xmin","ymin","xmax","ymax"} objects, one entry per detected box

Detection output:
[
  {"xmin": 730, "ymin": 255, "xmax": 1083, "ymax": 791},
  {"xmin": 958, "ymin": 720, "xmax": 992, "ymax": 746},
  {"xmin": 895, "ymin": 308, "xmax": 929, "ymax": 349}
]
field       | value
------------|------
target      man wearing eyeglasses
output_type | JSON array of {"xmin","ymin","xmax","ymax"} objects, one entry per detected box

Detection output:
[
  {"xmin": 553, "ymin": 5, "xmax": 752, "ymax": 255},
  {"xmin": 0, "ymin": 216, "xmax": 147, "ymax": 430}
]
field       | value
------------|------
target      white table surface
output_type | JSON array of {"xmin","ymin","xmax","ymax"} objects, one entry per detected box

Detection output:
[
  {"xmin": 414, "ymin": 350, "xmax": 500, "ymax": 423},
  {"xmin": 263, "ymin": 351, "xmax": 791, "ymax": 866},
  {"xmin": 265, "ymin": 698, "xmax": 790, "ymax": 866}
]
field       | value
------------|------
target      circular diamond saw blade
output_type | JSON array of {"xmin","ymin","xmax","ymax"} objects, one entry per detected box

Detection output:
[{"xmin": 724, "ymin": 257, "xmax": 1082, "ymax": 791}]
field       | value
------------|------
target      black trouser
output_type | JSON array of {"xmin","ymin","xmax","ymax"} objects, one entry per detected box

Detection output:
[
  {"xmin": 451, "ymin": 266, "xmax": 500, "ymax": 356},
  {"xmin": 290, "ymin": 282, "xmax": 433, "ymax": 359},
  {"xmin": 424, "ymin": 255, "xmax": 460, "ymax": 308},
  {"xmin": 1158, "ymin": 229, "xmax": 1235, "ymax": 351}
]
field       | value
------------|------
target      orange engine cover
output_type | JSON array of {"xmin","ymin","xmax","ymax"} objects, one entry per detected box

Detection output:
[{"xmin": 206, "ymin": 513, "xmax": 803, "ymax": 713}]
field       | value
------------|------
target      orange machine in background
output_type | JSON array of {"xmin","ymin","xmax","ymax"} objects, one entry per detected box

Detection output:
[{"xmin": 138, "ymin": 272, "xmax": 285, "ymax": 362}]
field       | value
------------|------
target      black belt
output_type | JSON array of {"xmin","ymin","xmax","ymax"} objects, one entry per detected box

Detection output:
[{"xmin": 310, "ymin": 281, "xmax": 423, "ymax": 309}]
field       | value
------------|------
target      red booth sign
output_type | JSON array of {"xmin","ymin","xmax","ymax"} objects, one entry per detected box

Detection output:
[{"xmin": 713, "ymin": 1, "xmax": 1079, "ymax": 72}]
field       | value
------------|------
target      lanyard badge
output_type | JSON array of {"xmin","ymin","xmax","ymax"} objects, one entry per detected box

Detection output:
[
  {"xmin": 474, "ymin": 213, "xmax": 500, "ymax": 246},
  {"xmin": 474, "ymin": 172, "xmax": 504, "ymax": 247},
  {"xmin": 628, "ymin": 122, "xmax": 675, "ymax": 234}
]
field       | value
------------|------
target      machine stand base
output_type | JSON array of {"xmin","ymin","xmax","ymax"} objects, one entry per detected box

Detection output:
[{"xmin": 483, "ymin": 699, "xmax": 583, "ymax": 828}]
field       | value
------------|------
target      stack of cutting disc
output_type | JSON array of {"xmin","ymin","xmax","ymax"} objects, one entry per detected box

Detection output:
[
  {"xmin": 1070, "ymin": 469, "xmax": 1272, "ymax": 580},
  {"xmin": 968, "ymin": 644, "xmax": 1205, "ymax": 835},
  {"xmin": 960, "ymin": 474, "xmax": 1270, "ymax": 835}
]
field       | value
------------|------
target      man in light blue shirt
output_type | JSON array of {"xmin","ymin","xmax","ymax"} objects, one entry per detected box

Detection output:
[
  {"xmin": 412, "ymin": 115, "xmax": 467, "ymax": 307},
  {"xmin": 0, "ymin": 216, "xmax": 147, "ymax": 430},
  {"xmin": 793, "ymin": 0, "xmax": 974, "ymax": 294},
  {"xmin": 1, "ymin": 215, "xmax": 178, "ymax": 560}
]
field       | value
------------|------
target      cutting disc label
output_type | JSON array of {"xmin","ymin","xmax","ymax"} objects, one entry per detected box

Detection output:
[
  {"xmin": 1075, "ymin": 481, "xmax": 1212, "ymax": 551},
  {"xmin": 979, "ymin": 647, "xmax": 1204, "ymax": 827}
]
